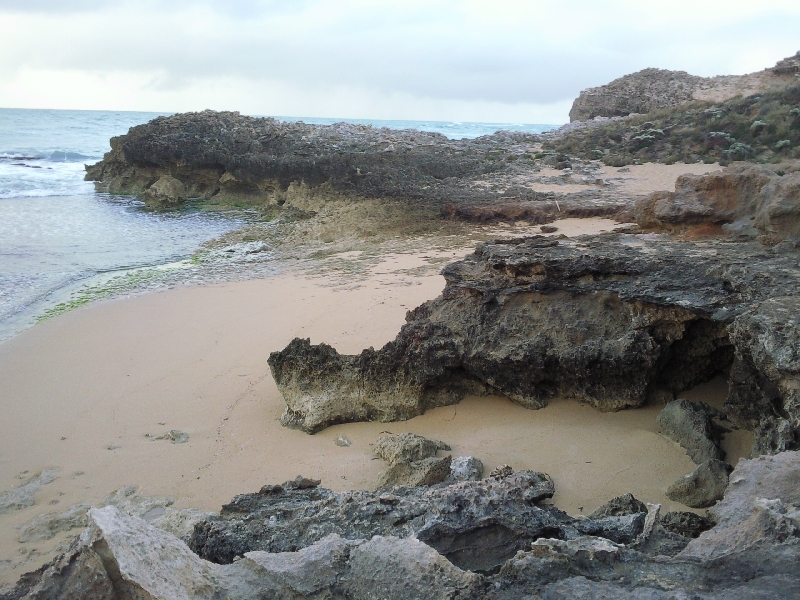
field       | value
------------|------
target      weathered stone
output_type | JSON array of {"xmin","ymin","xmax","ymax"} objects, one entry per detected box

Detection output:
[
  {"xmin": 657, "ymin": 399, "xmax": 724, "ymax": 464},
  {"xmin": 141, "ymin": 175, "xmax": 187, "ymax": 210},
  {"xmin": 0, "ymin": 469, "xmax": 59, "ymax": 515},
  {"xmin": 188, "ymin": 471, "xmax": 559, "ymax": 571},
  {"xmin": 16, "ymin": 504, "xmax": 90, "ymax": 543},
  {"xmin": 569, "ymin": 53, "xmax": 800, "ymax": 122},
  {"xmin": 447, "ymin": 456, "xmax": 484, "ymax": 482},
  {"xmin": 659, "ymin": 511, "xmax": 714, "ymax": 539},
  {"xmin": 375, "ymin": 455, "xmax": 452, "ymax": 488},
  {"xmin": 635, "ymin": 162, "xmax": 800, "ymax": 242},
  {"xmin": 270, "ymin": 234, "xmax": 800, "ymax": 454},
  {"xmin": 341, "ymin": 536, "xmax": 481, "ymax": 599},
  {"xmin": 588, "ymin": 493, "xmax": 647, "ymax": 520},
  {"xmin": 8, "ymin": 452, "xmax": 800, "ymax": 599},
  {"xmin": 374, "ymin": 433, "xmax": 443, "ymax": 466},
  {"xmin": 666, "ymin": 459, "xmax": 732, "ymax": 508}
]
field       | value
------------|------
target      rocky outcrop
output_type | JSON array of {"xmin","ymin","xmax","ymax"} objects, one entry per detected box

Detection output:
[
  {"xmin": 85, "ymin": 111, "xmax": 537, "ymax": 210},
  {"xmin": 269, "ymin": 234, "xmax": 800, "ymax": 454},
  {"xmin": 7, "ymin": 452, "xmax": 799, "ymax": 599},
  {"xmin": 569, "ymin": 52, "xmax": 800, "ymax": 122},
  {"xmin": 186, "ymin": 470, "xmax": 566, "ymax": 572},
  {"xmin": 635, "ymin": 161, "xmax": 800, "ymax": 242}
]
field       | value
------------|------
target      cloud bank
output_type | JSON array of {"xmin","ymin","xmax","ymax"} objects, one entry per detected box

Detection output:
[{"xmin": 0, "ymin": 0, "xmax": 798, "ymax": 123}]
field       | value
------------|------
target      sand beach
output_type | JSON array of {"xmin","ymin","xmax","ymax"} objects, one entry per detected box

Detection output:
[{"xmin": 0, "ymin": 213, "xmax": 752, "ymax": 587}]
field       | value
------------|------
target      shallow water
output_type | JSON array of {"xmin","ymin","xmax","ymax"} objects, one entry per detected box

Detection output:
[{"xmin": 0, "ymin": 107, "xmax": 560, "ymax": 342}]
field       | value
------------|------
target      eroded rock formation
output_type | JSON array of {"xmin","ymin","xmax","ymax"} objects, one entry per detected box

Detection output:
[
  {"xmin": 635, "ymin": 160, "xmax": 800, "ymax": 242},
  {"xmin": 269, "ymin": 234, "xmax": 800, "ymax": 454},
  {"xmin": 569, "ymin": 52, "xmax": 800, "ymax": 122},
  {"xmin": 5, "ymin": 452, "xmax": 799, "ymax": 599}
]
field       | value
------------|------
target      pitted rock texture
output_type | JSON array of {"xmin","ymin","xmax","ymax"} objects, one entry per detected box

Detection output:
[
  {"xmin": 85, "ymin": 111, "xmax": 532, "ymax": 209},
  {"xmin": 269, "ymin": 234, "xmax": 800, "ymax": 454},
  {"xmin": 7, "ymin": 452, "xmax": 798, "ymax": 599},
  {"xmin": 83, "ymin": 111, "xmax": 641, "ymax": 224},
  {"xmin": 569, "ymin": 52, "xmax": 800, "ymax": 122},
  {"xmin": 635, "ymin": 161, "xmax": 800, "ymax": 243}
]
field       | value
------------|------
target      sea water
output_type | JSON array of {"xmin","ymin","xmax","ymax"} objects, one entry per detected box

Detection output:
[{"xmin": 0, "ymin": 108, "xmax": 558, "ymax": 342}]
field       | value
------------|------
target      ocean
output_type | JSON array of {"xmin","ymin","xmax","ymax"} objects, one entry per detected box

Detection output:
[{"xmin": 0, "ymin": 107, "xmax": 558, "ymax": 341}]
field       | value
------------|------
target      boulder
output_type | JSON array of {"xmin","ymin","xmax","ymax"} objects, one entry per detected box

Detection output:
[
  {"xmin": 666, "ymin": 459, "xmax": 732, "ymax": 508},
  {"xmin": 656, "ymin": 399, "xmax": 724, "ymax": 464},
  {"xmin": 141, "ymin": 175, "xmax": 187, "ymax": 209},
  {"xmin": 373, "ymin": 433, "xmax": 448, "ymax": 465},
  {"xmin": 447, "ymin": 456, "xmax": 484, "ymax": 482},
  {"xmin": 588, "ymin": 493, "xmax": 647, "ymax": 520},
  {"xmin": 659, "ymin": 511, "xmax": 714, "ymax": 539},
  {"xmin": 634, "ymin": 162, "xmax": 800, "ymax": 243},
  {"xmin": 372, "ymin": 433, "xmax": 453, "ymax": 488},
  {"xmin": 375, "ymin": 455, "xmax": 452, "ymax": 488}
]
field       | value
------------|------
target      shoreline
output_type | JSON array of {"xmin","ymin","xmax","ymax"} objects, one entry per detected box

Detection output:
[{"xmin": 0, "ymin": 216, "xmax": 751, "ymax": 586}]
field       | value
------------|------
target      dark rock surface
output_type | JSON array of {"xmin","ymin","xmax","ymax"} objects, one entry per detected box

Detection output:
[
  {"xmin": 656, "ymin": 399, "xmax": 724, "ymax": 464},
  {"xmin": 587, "ymin": 492, "xmax": 647, "ymax": 520},
  {"xmin": 659, "ymin": 511, "xmax": 714, "ymax": 538},
  {"xmin": 666, "ymin": 459, "xmax": 733, "ymax": 508},
  {"xmin": 83, "ymin": 111, "xmax": 640, "ymax": 223},
  {"xmin": 269, "ymin": 234, "xmax": 800, "ymax": 454},
  {"xmin": 7, "ymin": 452, "xmax": 797, "ymax": 599}
]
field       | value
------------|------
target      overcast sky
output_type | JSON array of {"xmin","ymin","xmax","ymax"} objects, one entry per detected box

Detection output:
[{"xmin": 0, "ymin": 0, "xmax": 798, "ymax": 123}]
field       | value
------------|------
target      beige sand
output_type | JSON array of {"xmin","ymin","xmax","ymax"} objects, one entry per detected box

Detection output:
[
  {"xmin": 606, "ymin": 163, "xmax": 723, "ymax": 195},
  {"xmin": 0, "ymin": 216, "xmax": 743, "ymax": 585}
]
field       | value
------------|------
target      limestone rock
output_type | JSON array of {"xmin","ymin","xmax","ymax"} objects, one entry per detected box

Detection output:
[
  {"xmin": 375, "ymin": 455, "xmax": 452, "ymax": 488},
  {"xmin": 659, "ymin": 511, "xmax": 714, "ymax": 539},
  {"xmin": 666, "ymin": 459, "xmax": 732, "ymax": 508},
  {"xmin": 447, "ymin": 456, "xmax": 484, "ymax": 482},
  {"xmin": 16, "ymin": 504, "xmax": 91, "ymax": 543},
  {"xmin": 188, "ymin": 471, "xmax": 561, "ymax": 572},
  {"xmin": 588, "ymin": 493, "xmax": 647, "ymax": 520},
  {"xmin": 270, "ymin": 234, "xmax": 800, "ymax": 454},
  {"xmin": 0, "ymin": 469, "xmax": 59, "ymax": 515},
  {"xmin": 7, "ymin": 452, "xmax": 800, "ymax": 599},
  {"xmin": 141, "ymin": 175, "xmax": 187, "ymax": 209},
  {"xmin": 569, "ymin": 52, "xmax": 800, "ymax": 122},
  {"xmin": 341, "ymin": 536, "xmax": 481, "ymax": 599},
  {"xmin": 657, "ymin": 399, "xmax": 724, "ymax": 464},
  {"xmin": 374, "ymin": 433, "xmax": 445, "ymax": 465},
  {"xmin": 634, "ymin": 162, "xmax": 800, "ymax": 243}
]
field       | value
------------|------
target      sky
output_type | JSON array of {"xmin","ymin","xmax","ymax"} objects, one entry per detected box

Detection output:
[{"xmin": 0, "ymin": 0, "xmax": 798, "ymax": 124}]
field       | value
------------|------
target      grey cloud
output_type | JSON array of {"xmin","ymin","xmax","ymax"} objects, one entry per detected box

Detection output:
[{"xmin": 1, "ymin": 1, "xmax": 798, "ymax": 106}]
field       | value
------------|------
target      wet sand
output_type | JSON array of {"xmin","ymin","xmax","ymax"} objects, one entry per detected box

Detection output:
[{"xmin": 0, "ymin": 216, "xmax": 746, "ymax": 586}]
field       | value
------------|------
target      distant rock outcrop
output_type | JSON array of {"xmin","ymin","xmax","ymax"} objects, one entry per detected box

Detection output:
[{"xmin": 569, "ymin": 51, "xmax": 800, "ymax": 122}]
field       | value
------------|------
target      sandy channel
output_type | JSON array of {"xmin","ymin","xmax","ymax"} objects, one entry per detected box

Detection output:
[{"xmin": 0, "ymin": 216, "xmax": 749, "ymax": 586}]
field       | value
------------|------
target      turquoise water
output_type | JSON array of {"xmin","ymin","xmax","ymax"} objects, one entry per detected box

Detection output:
[{"xmin": 0, "ymin": 107, "xmax": 560, "ymax": 341}]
